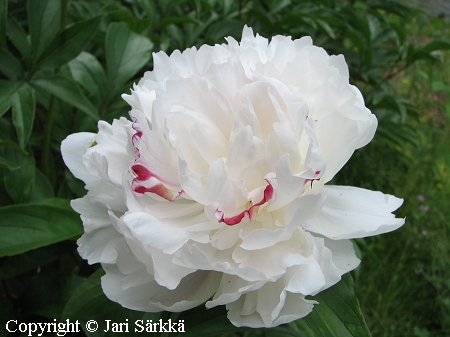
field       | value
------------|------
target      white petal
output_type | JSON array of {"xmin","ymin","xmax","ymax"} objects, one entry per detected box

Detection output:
[
  {"xmin": 323, "ymin": 238, "xmax": 360, "ymax": 275},
  {"xmin": 123, "ymin": 212, "xmax": 192, "ymax": 254},
  {"xmin": 206, "ymin": 274, "xmax": 264, "ymax": 308},
  {"xmin": 90, "ymin": 118, "xmax": 134, "ymax": 186},
  {"xmin": 174, "ymin": 243, "xmax": 268, "ymax": 282},
  {"xmin": 284, "ymin": 259, "xmax": 325, "ymax": 295},
  {"xmin": 71, "ymin": 197, "xmax": 112, "ymax": 232},
  {"xmin": 102, "ymin": 263, "xmax": 221, "ymax": 312},
  {"xmin": 239, "ymin": 190, "xmax": 324, "ymax": 251},
  {"xmin": 77, "ymin": 227, "xmax": 121, "ymax": 264},
  {"xmin": 329, "ymin": 54, "xmax": 349, "ymax": 78},
  {"xmin": 226, "ymin": 285, "xmax": 315, "ymax": 328},
  {"xmin": 150, "ymin": 249, "xmax": 196, "ymax": 290},
  {"xmin": 305, "ymin": 185, "xmax": 405, "ymax": 239},
  {"xmin": 61, "ymin": 132, "xmax": 97, "ymax": 184}
]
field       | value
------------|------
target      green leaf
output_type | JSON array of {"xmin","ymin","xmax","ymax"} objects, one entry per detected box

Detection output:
[
  {"xmin": 0, "ymin": 80, "xmax": 23, "ymax": 118},
  {"xmin": 60, "ymin": 269, "xmax": 104, "ymax": 321},
  {"xmin": 31, "ymin": 75, "xmax": 99, "ymax": 119},
  {"xmin": 37, "ymin": 17, "xmax": 101, "ymax": 70},
  {"xmin": 6, "ymin": 17, "xmax": 31, "ymax": 64},
  {"xmin": 0, "ymin": 200, "xmax": 82, "ymax": 257},
  {"xmin": 12, "ymin": 83, "xmax": 35, "ymax": 149},
  {"xmin": 269, "ymin": 0, "xmax": 291, "ymax": 15},
  {"xmin": 158, "ymin": 16, "xmax": 198, "ymax": 28},
  {"xmin": 1, "ymin": 143, "xmax": 35, "ymax": 204},
  {"xmin": 0, "ymin": 242, "xmax": 72, "ymax": 279},
  {"xmin": 0, "ymin": 140, "xmax": 23, "ymax": 170},
  {"xmin": 21, "ymin": 269, "xmax": 85, "ymax": 318},
  {"xmin": 105, "ymin": 22, "xmax": 153, "ymax": 99},
  {"xmin": 0, "ymin": 0, "xmax": 6, "ymax": 48},
  {"xmin": 421, "ymin": 40, "xmax": 450, "ymax": 53},
  {"xmin": 407, "ymin": 50, "xmax": 440, "ymax": 63},
  {"xmin": 316, "ymin": 19, "xmax": 336, "ymax": 39},
  {"xmin": 28, "ymin": 0, "xmax": 61, "ymax": 61},
  {"xmin": 303, "ymin": 274, "xmax": 371, "ymax": 337},
  {"xmin": 69, "ymin": 51, "xmax": 106, "ymax": 99},
  {"xmin": 0, "ymin": 47, "xmax": 24, "ymax": 79},
  {"xmin": 29, "ymin": 167, "xmax": 54, "ymax": 202}
]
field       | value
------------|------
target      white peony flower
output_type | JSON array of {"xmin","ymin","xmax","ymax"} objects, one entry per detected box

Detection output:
[{"xmin": 61, "ymin": 26, "xmax": 404, "ymax": 328}]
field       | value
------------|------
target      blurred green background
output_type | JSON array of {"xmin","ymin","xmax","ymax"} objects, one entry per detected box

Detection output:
[{"xmin": 0, "ymin": 0, "xmax": 449, "ymax": 336}]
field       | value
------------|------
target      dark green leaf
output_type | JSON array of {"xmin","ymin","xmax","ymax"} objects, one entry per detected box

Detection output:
[
  {"xmin": 12, "ymin": 83, "xmax": 35, "ymax": 148},
  {"xmin": 407, "ymin": 50, "xmax": 440, "ymax": 63},
  {"xmin": 0, "ymin": 140, "xmax": 22, "ymax": 170},
  {"xmin": 390, "ymin": 22, "xmax": 406, "ymax": 45},
  {"xmin": 0, "ymin": 242, "xmax": 72, "ymax": 279},
  {"xmin": 303, "ymin": 274, "xmax": 371, "ymax": 337},
  {"xmin": 31, "ymin": 75, "xmax": 99, "ymax": 119},
  {"xmin": 316, "ymin": 19, "xmax": 336, "ymax": 39},
  {"xmin": 105, "ymin": 22, "xmax": 153, "ymax": 99},
  {"xmin": 37, "ymin": 17, "xmax": 101, "ymax": 70},
  {"xmin": 0, "ymin": 47, "xmax": 23, "ymax": 79},
  {"xmin": 28, "ymin": 0, "xmax": 61, "ymax": 61},
  {"xmin": 69, "ymin": 51, "xmax": 106, "ymax": 99},
  {"xmin": 108, "ymin": 9, "xmax": 135, "ymax": 27},
  {"xmin": 0, "ymin": 0, "xmax": 6, "ymax": 48},
  {"xmin": 6, "ymin": 17, "xmax": 31, "ymax": 64},
  {"xmin": 344, "ymin": 9, "xmax": 371, "ymax": 42},
  {"xmin": 0, "ymin": 200, "xmax": 82, "ymax": 257},
  {"xmin": 2, "ymin": 145, "xmax": 35, "ymax": 204},
  {"xmin": 158, "ymin": 16, "xmax": 198, "ymax": 29},
  {"xmin": 0, "ymin": 80, "xmax": 23, "ymax": 118},
  {"xmin": 421, "ymin": 40, "xmax": 450, "ymax": 53},
  {"xmin": 269, "ymin": 0, "xmax": 291, "ymax": 15},
  {"xmin": 29, "ymin": 167, "xmax": 54, "ymax": 202},
  {"xmin": 21, "ymin": 269, "xmax": 85, "ymax": 318}
]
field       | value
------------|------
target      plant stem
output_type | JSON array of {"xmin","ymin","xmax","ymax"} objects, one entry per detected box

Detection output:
[{"xmin": 61, "ymin": 0, "xmax": 68, "ymax": 30}]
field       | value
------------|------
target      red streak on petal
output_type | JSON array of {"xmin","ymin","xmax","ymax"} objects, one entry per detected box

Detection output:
[
  {"xmin": 130, "ymin": 117, "xmax": 181, "ymax": 201},
  {"xmin": 132, "ymin": 180, "xmax": 180, "ymax": 202},
  {"xmin": 253, "ymin": 182, "xmax": 273, "ymax": 207},
  {"xmin": 131, "ymin": 164, "xmax": 158, "ymax": 181},
  {"xmin": 220, "ymin": 211, "xmax": 247, "ymax": 226},
  {"xmin": 131, "ymin": 118, "xmax": 143, "ymax": 156},
  {"xmin": 219, "ymin": 182, "xmax": 274, "ymax": 226}
]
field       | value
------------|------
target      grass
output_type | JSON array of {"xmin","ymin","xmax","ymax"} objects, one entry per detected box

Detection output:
[{"xmin": 338, "ymin": 11, "xmax": 450, "ymax": 337}]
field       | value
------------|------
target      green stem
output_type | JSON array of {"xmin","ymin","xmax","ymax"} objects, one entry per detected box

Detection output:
[
  {"xmin": 60, "ymin": 0, "xmax": 68, "ymax": 30},
  {"xmin": 40, "ymin": 0, "xmax": 68, "ymax": 177}
]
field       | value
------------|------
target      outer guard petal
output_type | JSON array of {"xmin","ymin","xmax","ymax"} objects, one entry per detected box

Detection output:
[
  {"xmin": 101, "ymin": 262, "xmax": 221, "ymax": 312},
  {"xmin": 304, "ymin": 185, "xmax": 405, "ymax": 240},
  {"xmin": 61, "ymin": 132, "xmax": 97, "ymax": 184}
]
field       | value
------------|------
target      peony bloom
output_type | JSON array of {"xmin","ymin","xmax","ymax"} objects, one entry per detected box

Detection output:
[{"xmin": 61, "ymin": 26, "xmax": 404, "ymax": 328}]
